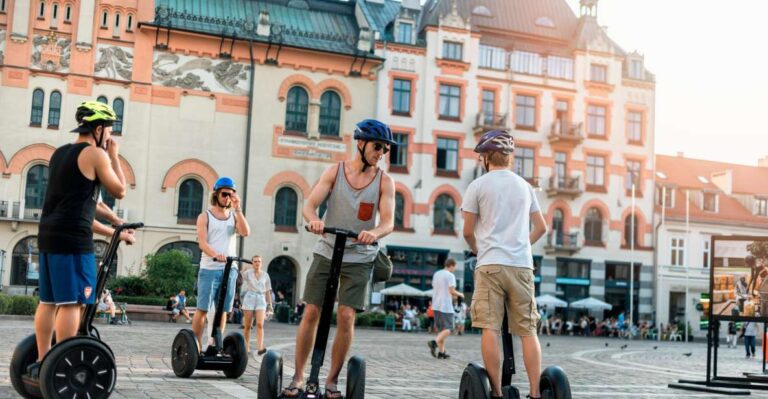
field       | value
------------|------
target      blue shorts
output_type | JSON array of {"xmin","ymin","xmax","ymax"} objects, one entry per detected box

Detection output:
[
  {"xmin": 196, "ymin": 267, "xmax": 237, "ymax": 313},
  {"xmin": 38, "ymin": 253, "xmax": 96, "ymax": 305}
]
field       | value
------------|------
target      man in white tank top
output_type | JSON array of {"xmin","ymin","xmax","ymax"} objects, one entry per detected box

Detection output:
[{"xmin": 192, "ymin": 177, "xmax": 251, "ymax": 350}]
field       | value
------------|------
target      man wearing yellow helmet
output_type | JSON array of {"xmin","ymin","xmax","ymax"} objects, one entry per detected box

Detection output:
[{"xmin": 29, "ymin": 101, "xmax": 130, "ymax": 376}]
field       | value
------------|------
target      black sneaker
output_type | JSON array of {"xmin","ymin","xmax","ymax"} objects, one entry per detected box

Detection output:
[
  {"xmin": 26, "ymin": 362, "xmax": 41, "ymax": 379},
  {"xmin": 438, "ymin": 352, "xmax": 450, "ymax": 359},
  {"xmin": 428, "ymin": 340, "xmax": 438, "ymax": 358}
]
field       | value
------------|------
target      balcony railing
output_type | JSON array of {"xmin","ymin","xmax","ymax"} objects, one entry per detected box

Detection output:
[
  {"xmin": 0, "ymin": 201, "xmax": 7, "ymax": 218},
  {"xmin": 24, "ymin": 207, "xmax": 43, "ymax": 221},
  {"xmin": 546, "ymin": 176, "xmax": 582, "ymax": 199},
  {"xmin": 544, "ymin": 231, "xmax": 580, "ymax": 255},
  {"xmin": 548, "ymin": 122, "xmax": 583, "ymax": 147},
  {"xmin": 474, "ymin": 112, "xmax": 507, "ymax": 131}
]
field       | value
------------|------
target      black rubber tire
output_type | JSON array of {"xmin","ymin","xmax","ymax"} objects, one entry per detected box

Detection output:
[
  {"xmin": 346, "ymin": 355, "xmax": 366, "ymax": 399},
  {"xmin": 539, "ymin": 366, "xmax": 571, "ymax": 399},
  {"xmin": 39, "ymin": 337, "xmax": 116, "ymax": 399},
  {"xmin": 10, "ymin": 334, "xmax": 41, "ymax": 399},
  {"xmin": 257, "ymin": 350, "xmax": 283, "ymax": 399},
  {"xmin": 459, "ymin": 363, "xmax": 490, "ymax": 399},
  {"xmin": 171, "ymin": 329, "xmax": 199, "ymax": 378},
  {"xmin": 222, "ymin": 332, "xmax": 248, "ymax": 378}
]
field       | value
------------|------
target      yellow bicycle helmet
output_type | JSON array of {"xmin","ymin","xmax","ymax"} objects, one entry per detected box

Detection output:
[{"xmin": 70, "ymin": 101, "xmax": 118, "ymax": 133}]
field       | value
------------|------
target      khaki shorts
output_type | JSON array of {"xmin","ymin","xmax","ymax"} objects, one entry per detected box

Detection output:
[
  {"xmin": 303, "ymin": 254, "xmax": 373, "ymax": 311},
  {"xmin": 470, "ymin": 265, "xmax": 540, "ymax": 336}
]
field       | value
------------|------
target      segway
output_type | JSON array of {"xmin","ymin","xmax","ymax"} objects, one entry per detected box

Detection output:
[
  {"xmin": 259, "ymin": 227, "xmax": 367, "ymax": 399},
  {"xmin": 459, "ymin": 309, "xmax": 571, "ymax": 399},
  {"xmin": 10, "ymin": 222, "xmax": 144, "ymax": 399},
  {"xmin": 171, "ymin": 256, "xmax": 250, "ymax": 378}
]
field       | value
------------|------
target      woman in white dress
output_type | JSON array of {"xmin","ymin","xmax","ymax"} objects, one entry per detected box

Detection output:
[{"xmin": 240, "ymin": 255, "xmax": 273, "ymax": 355}]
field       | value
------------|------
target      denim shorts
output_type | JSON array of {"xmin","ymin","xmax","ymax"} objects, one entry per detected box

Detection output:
[
  {"xmin": 242, "ymin": 291, "xmax": 267, "ymax": 311},
  {"xmin": 196, "ymin": 267, "xmax": 238, "ymax": 313}
]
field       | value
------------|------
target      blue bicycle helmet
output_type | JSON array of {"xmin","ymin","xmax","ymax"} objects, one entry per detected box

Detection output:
[
  {"xmin": 213, "ymin": 177, "xmax": 236, "ymax": 192},
  {"xmin": 353, "ymin": 119, "xmax": 396, "ymax": 145}
]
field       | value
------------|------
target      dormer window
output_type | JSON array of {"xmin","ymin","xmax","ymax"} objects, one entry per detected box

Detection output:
[
  {"xmin": 397, "ymin": 22, "xmax": 413, "ymax": 44},
  {"xmin": 703, "ymin": 192, "xmax": 718, "ymax": 212},
  {"xmin": 756, "ymin": 198, "xmax": 768, "ymax": 216},
  {"xmin": 535, "ymin": 16, "xmax": 555, "ymax": 28},
  {"xmin": 472, "ymin": 5, "xmax": 492, "ymax": 17},
  {"xmin": 630, "ymin": 59, "xmax": 643, "ymax": 79}
]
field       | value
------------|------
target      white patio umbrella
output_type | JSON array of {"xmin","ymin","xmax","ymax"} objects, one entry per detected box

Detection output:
[
  {"xmin": 535, "ymin": 294, "xmax": 568, "ymax": 309},
  {"xmin": 569, "ymin": 297, "xmax": 613, "ymax": 311},
  {"xmin": 422, "ymin": 288, "xmax": 433, "ymax": 297},
  {"xmin": 379, "ymin": 283, "xmax": 427, "ymax": 297}
]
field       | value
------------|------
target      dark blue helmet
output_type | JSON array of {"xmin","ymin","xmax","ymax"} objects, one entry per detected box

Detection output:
[
  {"xmin": 213, "ymin": 176, "xmax": 236, "ymax": 192},
  {"xmin": 353, "ymin": 119, "xmax": 396, "ymax": 145}
]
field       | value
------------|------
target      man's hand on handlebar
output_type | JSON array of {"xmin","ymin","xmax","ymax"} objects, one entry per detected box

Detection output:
[
  {"xmin": 356, "ymin": 230, "xmax": 377, "ymax": 245},
  {"xmin": 119, "ymin": 230, "xmax": 136, "ymax": 245},
  {"xmin": 215, "ymin": 253, "xmax": 227, "ymax": 262},
  {"xmin": 308, "ymin": 220, "xmax": 325, "ymax": 235}
]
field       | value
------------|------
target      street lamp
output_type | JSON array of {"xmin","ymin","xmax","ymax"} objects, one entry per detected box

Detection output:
[{"xmin": 629, "ymin": 182, "xmax": 635, "ymax": 338}]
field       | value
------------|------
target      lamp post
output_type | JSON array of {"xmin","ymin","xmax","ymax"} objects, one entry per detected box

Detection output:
[{"xmin": 629, "ymin": 182, "xmax": 636, "ymax": 338}]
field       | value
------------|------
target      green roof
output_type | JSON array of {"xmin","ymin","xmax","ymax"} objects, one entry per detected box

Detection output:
[{"xmin": 149, "ymin": 0, "xmax": 371, "ymax": 56}]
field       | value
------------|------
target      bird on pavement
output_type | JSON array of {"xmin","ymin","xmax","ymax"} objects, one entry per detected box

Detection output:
[
  {"xmin": 546, "ymin": 342, "xmax": 551, "ymax": 348},
  {"xmin": 683, "ymin": 352, "xmax": 693, "ymax": 357},
  {"xmin": 605, "ymin": 343, "xmax": 609, "ymax": 347},
  {"xmin": 653, "ymin": 346, "xmax": 658, "ymax": 350}
]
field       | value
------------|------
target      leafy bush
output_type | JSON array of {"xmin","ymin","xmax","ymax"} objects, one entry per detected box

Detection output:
[
  {"xmin": 355, "ymin": 312, "xmax": 387, "ymax": 327},
  {"xmin": 144, "ymin": 250, "xmax": 197, "ymax": 297},
  {"xmin": 0, "ymin": 293, "xmax": 12, "ymax": 314},
  {"xmin": 9, "ymin": 295, "xmax": 38, "ymax": 315},
  {"xmin": 108, "ymin": 276, "xmax": 150, "ymax": 297}
]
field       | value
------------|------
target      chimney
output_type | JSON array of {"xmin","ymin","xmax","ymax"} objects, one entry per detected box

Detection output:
[
  {"xmin": 357, "ymin": 27, "xmax": 373, "ymax": 52},
  {"xmin": 759, "ymin": 156, "xmax": 768, "ymax": 168},
  {"xmin": 257, "ymin": 10, "xmax": 271, "ymax": 37}
]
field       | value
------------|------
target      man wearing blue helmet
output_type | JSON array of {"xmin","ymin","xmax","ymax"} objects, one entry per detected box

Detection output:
[
  {"xmin": 192, "ymin": 176, "xmax": 251, "ymax": 351},
  {"xmin": 281, "ymin": 119, "xmax": 395, "ymax": 398}
]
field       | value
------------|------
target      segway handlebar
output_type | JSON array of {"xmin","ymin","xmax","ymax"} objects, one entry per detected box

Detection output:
[
  {"xmin": 225, "ymin": 256, "xmax": 252, "ymax": 265},
  {"xmin": 304, "ymin": 225, "xmax": 379, "ymax": 245}
]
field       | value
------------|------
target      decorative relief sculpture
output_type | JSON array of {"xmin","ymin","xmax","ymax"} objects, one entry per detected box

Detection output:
[
  {"xmin": 152, "ymin": 52, "xmax": 250, "ymax": 95},
  {"xmin": 94, "ymin": 45, "xmax": 134, "ymax": 81},
  {"xmin": 31, "ymin": 32, "xmax": 71, "ymax": 72}
]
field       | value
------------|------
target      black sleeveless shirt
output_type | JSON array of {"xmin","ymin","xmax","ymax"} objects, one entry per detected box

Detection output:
[{"xmin": 38, "ymin": 143, "xmax": 100, "ymax": 253}]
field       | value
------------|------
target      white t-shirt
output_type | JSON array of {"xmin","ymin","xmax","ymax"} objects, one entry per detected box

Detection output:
[
  {"xmin": 241, "ymin": 269, "xmax": 272, "ymax": 295},
  {"xmin": 461, "ymin": 169, "xmax": 541, "ymax": 269},
  {"xmin": 432, "ymin": 269, "xmax": 457, "ymax": 314}
]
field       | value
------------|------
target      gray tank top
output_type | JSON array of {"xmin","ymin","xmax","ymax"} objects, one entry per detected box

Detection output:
[{"xmin": 313, "ymin": 162, "xmax": 381, "ymax": 263}]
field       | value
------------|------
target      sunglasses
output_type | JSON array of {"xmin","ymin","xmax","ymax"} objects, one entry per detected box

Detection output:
[
  {"xmin": 372, "ymin": 142, "xmax": 390, "ymax": 154},
  {"xmin": 219, "ymin": 192, "xmax": 232, "ymax": 198}
]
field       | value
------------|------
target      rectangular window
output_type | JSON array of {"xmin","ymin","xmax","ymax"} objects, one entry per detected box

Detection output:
[
  {"xmin": 481, "ymin": 90, "xmax": 495, "ymax": 125},
  {"xmin": 556, "ymin": 259, "xmax": 590, "ymax": 279},
  {"xmin": 127, "ymin": 15, "xmax": 133, "ymax": 31},
  {"xmin": 436, "ymin": 138, "xmax": 458, "ymax": 172},
  {"xmin": 625, "ymin": 160, "xmax": 641, "ymax": 191},
  {"xmin": 703, "ymin": 192, "xmax": 717, "ymax": 212},
  {"xmin": 0, "ymin": 0, "xmax": 6, "ymax": 12},
  {"xmin": 627, "ymin": 111, "xmax": 642, "ymax": 142},
  {"xmin": 590, "ymin": 64, "xmax": 607, "ymax": 82},
  {"xmin": 392, "ymin": 79, "xmax": 411, "ymax": 115},
  {"xmin": 655, "ymin": 186, "xmax": 674, "ymax": 208},
  {"xmin": 38, "ymin": 1, "xmax": 45, "ymax": 18},
  {"xmin": 397, "ymin": 22, "xmax": 413, "ymax": 44},
  {"xmin": 513, "ymin": 147, "xmax": 535, "ymax": 179},
  {"xmin": 438, "ymin": 84, "xmax": 461, "ymax": 119},
  {"xmin": 702, "ymin": 238, "xmax": 710, "ymax": 268},
  {"xmin": 630, "ymin": 59, "xmax": 643, "ymax": 79},
  {"xmin": 586, "ymin": 155, "xmax": 605, "ymax": 186},
  {"xmin": 442, "ymin": 41, "xmax": 463, "ymax": 61},
  {"xmin": 757, "ymin": 198, "xmax": 768, "ymax": 216},
  {"xmin": 606, "ymin": 263, "xmax": 640, "ymax": 281},
  {"xmin": 547, "ymin": 56, "xmax": 574, "ymax": 80},
  {"xmin": 515, "ymin": 95, "xmax": 536, "ymax": 128},
  {"xmin": 671, "ymin": 237, "xmax": 685, "ymax": 266},
  {"xmin": 587, "ymin": 105, "xmax": 606, "ymax": 136},
  {"xmin": 479, "ymin": 44, "xmax": 506, "ymax": 69},
  {"xmin": 511, "ymin": 51, "xmax": 543, "ymax": 75},
  {"xmin": 390, "ymin": 133, "xmax": 408, "ymax": 168}
]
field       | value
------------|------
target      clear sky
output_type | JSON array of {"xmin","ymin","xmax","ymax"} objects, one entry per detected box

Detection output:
[{"xmin": 565, "ymin": 0, "xmax": 768, "ymax": 166}]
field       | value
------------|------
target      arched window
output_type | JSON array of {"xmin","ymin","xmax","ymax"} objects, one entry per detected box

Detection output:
[
  {"xmin": 274, "ymin": 187, "xmax": 298, "ymax": 230},
  {"xmin": 177, "ymin": 178, "xmax": 203, "ymax": 225},
  {"xmin": 11, "ymin": 236, "xmax": 39, "ymax": 286},
  {"xmin": 268, "ymin": 256, "xmax": 297, "ymax": 306},
  {"xmin": 101, "ymin": 10, "xmax": 109, "ymax": 28},
  {"xmin": 112, "ymin": 98, "xmax": 124, "ymax": 134},
  {"xmin": 48, "ymin": 91, "xmax": 62, "ymax": 128},
  {"xmin": 97, "ymin": 95, "xmax": 108, "ymax": 104},
  {"xmin": 38, "ymin": 1, "xmax": 45, "ymax": 18},
  {"xmin": 31, "ymin": 89, "xmax": 45, "ymax": 126},
  {"xmin": 624, "ymin": 215, "xmax": 638, "ymax": 247},
  {"xmin": 433, "ymin": 194, "xmax": 455, "ymax": 232},
  {"xmin": 394, "ymin": 192, "xmax": 405, "ymax": 229},
  {"xmin": 552, "ymin": 208, "xmax": 564, "ymax": 245},
  {"xmin": 285, "ymin": 86, "xmax": 308, "ymax": 133},
  {"xmin": 64, "ymin": 4, "xmax": 72, "ymax": 22},
  {"xmin": 319, "ymin": 91, "xmax": 341, "ymax": 136},
  {"xmin": 113, "ymin": 12, "xmax": 120, "ymax": 37},
  {"xmin": 25, "ymin": 165, "xmax": 49, "ymax": 214},
  {"xmin": 584, "ymin": 207, "xmax": 603, "ymax": 243},
  {"xmin": 126, "ymin": 14, "xmax": 133, "ymax": 31},
  {"xmin": 158, "ymin": 241, "xmax": 202, "ymax": 267}
]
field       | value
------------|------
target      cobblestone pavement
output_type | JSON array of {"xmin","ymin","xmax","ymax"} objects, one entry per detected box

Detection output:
[{"xmin": 1, "ymin": 319, "xmax": 768, "ymax": 398}]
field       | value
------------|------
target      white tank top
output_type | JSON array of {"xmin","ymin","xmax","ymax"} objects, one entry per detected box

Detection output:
[{"xmin": 199, "ymin": 209, "xmax": 237, "ymax": 271}]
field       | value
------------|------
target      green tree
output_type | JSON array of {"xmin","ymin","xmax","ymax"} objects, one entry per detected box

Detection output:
[
  {"xmin": 747, "ymin": 241, "xmax": 768, "ymax": 264},
  {"xmin": 144, "ymin": 250, "xmax": 197, "ymax": 296}
]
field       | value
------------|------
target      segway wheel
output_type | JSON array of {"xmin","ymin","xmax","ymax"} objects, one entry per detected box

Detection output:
[
  {"xmin": 459, "ymin": 363, "xmax": 491, "ymax": 399},
  {"xmin": 539, "ymin": 366, "xmax": 571, "ymax": 399},
  {"xmin": 39, "ymin": 337, "xmax": 116, "ymax": 399},
  {"xmin": 171, "ymin": 329, "xmax": 199, "ymax": 378},
  {"xmin": 10, "ymin": 334, "xmax": 40, "ymax": 399},
  {"xmin": 345, "ymin": 355, "xmax": 366, "ymax": 399},
  {"xmin": 257, "ymin": 350, "xmax": 283, "ymax": 399},
  {"xmin": 222, "ymin": 332, "xmax": 248, "ymax": 378}
]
